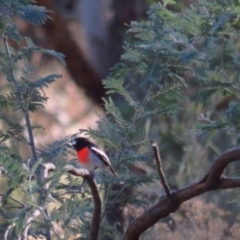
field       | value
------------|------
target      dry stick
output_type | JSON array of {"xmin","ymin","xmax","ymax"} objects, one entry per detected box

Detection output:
[{"xmin": 151, "ymin": 141, "xmax": 172, "ymax": 198}]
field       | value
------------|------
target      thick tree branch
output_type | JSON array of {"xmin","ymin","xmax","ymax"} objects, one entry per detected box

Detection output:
[
  {"xmin": 219, "ymin": 177, "xmax": 240, "ymax": 189},
  {"xmin": 205, "ymin": 146, "xmax": 240, "ymax": 187},
  {"xmin": 123, "ymin": 146, "xmax": 240, "ymax": 240}
]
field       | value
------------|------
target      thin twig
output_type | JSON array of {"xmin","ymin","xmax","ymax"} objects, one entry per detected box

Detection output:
[
  {"xmin": 0, "ymin": 193, "xmax": 26, "ymax": 208},
  {"xmin": 54, "ymin": 188, "xmax": 84, "ymax": 197},
  {"xmin": 100, "ymin": 84, "xmax": 154, "ymax": 225},
  {"xmin": 100, "ymin": 56, "xmax": 159, "ymax": 229},
  {"xmin": 4, "ymin": 0, "xmax": 38, "ymax": 162},
  {"xmin": 1, "ymin": 31, "xmax": 38, "ymax": 163},
  {"xmin": 151, "ymin": 141, "xmax": 172, "ymax": 198},
  {"xmin": 117, "ymin": 84, "xmax": 153, "ymax": 166}
]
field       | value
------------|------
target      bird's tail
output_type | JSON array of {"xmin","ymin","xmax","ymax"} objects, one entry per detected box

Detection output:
[{"xmin": 109, "ymin": 165, "xmax": 124, "ymax": 184}]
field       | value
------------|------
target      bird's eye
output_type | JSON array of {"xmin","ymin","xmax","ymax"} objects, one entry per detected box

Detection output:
[{"xmin": 72, "ymin": 140, "xmax": 76, "ymax": 145}]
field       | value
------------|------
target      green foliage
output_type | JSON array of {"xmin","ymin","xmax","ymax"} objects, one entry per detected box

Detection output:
[
  {"xmin": 0, "ymin": 0, "xmax": 73, "ymax": 239},
  {"xmin": 15, "ymin": 4, "xmax": 52, "ymax": 26},
  {"xmin": 38, "ymin": 134, "xmax": 76, "ymax": 161},
  {"xmin": 89, "ymin": 0, "xmax": 240, "ymax": 237},
  {"xmin": 16, "ymin": 38, "xmax": 66, "ymax": 64}
]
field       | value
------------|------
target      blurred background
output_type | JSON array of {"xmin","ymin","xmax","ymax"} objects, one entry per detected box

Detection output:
[
  {"xmin": 9, "ymin": 0, "xmax": 153, "ymax": 158},
  {"xmin": 12, "ymin": 0, "xmax": 196, "ymax": 152}
]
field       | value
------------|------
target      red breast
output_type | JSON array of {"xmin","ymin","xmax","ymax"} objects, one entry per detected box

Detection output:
[{"xmin": 77, "ymin": 147, "xmax": 90, "ymax": 165}]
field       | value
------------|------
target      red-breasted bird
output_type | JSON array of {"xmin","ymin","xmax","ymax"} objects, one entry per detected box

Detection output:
[{"xmin": 71, "ymin": 137, "xmax": 119, "ymax": 179}]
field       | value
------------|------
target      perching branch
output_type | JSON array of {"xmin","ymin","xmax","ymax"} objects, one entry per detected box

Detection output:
[
  {"xmin": 64, "ymin": 165, "xmax": 102, "ymax": 240},
  {"xmin": 122, "ymin": 146, "xmax": 240, "ymax": 240},
  {"xmin": 151, "ymin": 141, "xmax": 171, "ymax": 198}
]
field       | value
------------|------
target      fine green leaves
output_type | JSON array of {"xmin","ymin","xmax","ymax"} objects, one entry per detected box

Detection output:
[{"xmin": 15, "ymin": 5, "xmax": 52, "ymax": 26}]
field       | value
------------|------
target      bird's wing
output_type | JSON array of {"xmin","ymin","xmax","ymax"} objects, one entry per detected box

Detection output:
[
  {"xmin": 90, "ymin": 146, "xmax": 119, "ymax": 180},
  {"xmin": 90, "ymin": 146, "xmax": 112, "ymax": 167}
]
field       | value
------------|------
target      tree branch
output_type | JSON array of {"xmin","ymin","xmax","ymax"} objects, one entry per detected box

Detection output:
[
  {"xmin": 219, "ymin": 176, "xmax": 240, "ymax": 189},
  {"xmin": 205, "ymin": 146, "xmax": 240, "ymax": 187},
  {"xmin": 122, "ymin": 146, "xmax": 240, "ymax": 240},
  {"xmin": 0, "ymin": 193, "xmax": 25, "ymax": 208},
  {"xmin": 1, "ymin": 33, "xmax": 38, "ymax": 163},
  {"xmin": 151, "ymin": 141, "xmax": 171, "ymax": 198},
  {"xmin": 64, "ymin": 165, "xmax": 101, "ymax": 240}
]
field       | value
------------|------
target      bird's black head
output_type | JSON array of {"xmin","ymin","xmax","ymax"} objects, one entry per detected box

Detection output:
[{"xmin": 71, "ymin": 137, "xmax": 92, "ymax": 151}]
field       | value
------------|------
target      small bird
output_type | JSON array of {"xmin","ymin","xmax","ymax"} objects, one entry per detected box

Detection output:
[{"xmin": 71, "ymin": 137, "xmax": 119, "ymax": 179}]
